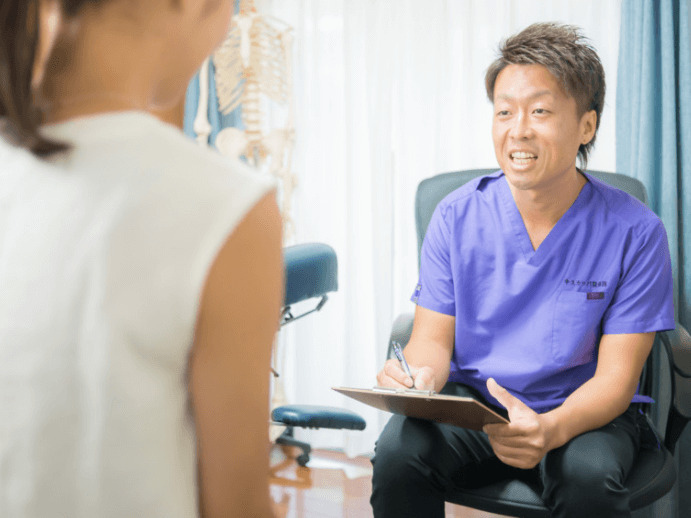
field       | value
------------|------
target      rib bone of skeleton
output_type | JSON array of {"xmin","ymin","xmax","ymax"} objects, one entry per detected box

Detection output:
[{"xmin": 209, "ymin": 0, "xmax": 297, "ymax": 238}]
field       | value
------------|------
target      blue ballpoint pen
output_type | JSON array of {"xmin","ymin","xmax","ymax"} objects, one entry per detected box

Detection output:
[{"xmin": 392, "ymin": 341, "xmax": 414, "ymax": 383}]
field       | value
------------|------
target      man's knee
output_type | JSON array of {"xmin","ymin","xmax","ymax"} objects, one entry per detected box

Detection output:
[
  {"xmin": 542, "ymin": 444, "xmax": 630, "ymax": 515},
  {"xmin": 372, "ymin": 415, "xmax": 496, "ymax": 491},
  {"xmin": 371, "ymin": 417, "xmax": 435, "ymax": 489},
  {"xmin": 370, "ymin": 417, "xmax": 451, "ymax": 517}
]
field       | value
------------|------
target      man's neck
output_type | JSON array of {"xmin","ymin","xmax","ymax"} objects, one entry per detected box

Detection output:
[
  {"xmin": 510, "ymin": 170, "xmax": 587, "ymax": 227},
  {"xmin": 508, "ymin": 170, "xmax": 587, "ymax": 250}
]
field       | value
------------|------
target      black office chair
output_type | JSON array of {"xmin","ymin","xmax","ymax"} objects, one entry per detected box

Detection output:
[{"xmin": 387, "ymin": 169, "xmax": 691, "ymax": 517}]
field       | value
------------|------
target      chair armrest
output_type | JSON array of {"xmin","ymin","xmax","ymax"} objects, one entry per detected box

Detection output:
[
  {"xmin": 659, "ymin": 324, "xmax": 691, "ymax": 453},
  {"xmin": 386, "ymin": 312, "xmax": 414, "ymax": 359}
]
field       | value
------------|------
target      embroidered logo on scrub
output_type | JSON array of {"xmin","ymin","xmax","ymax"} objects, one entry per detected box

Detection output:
[
  {"xmin": 565, "ymin": 279, "xmax": 607, "ymax": 287},
  {"xmin": 412, "ymin": 283, "xmax": 422, "ymax": 303}
]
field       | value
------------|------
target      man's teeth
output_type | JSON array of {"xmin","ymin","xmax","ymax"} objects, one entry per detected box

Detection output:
[
  {"xmin": 511, "ymin": 152, "xmax": 536, "ymax": 159},
  {"xmin": 511, "ymin": 152, "xmax": 536, "ymax": 165}
]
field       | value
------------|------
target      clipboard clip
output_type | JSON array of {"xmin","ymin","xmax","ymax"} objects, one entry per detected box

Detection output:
[{"xmin": 372, "ymin": 386, "xmax": 437, "ymax": 396}]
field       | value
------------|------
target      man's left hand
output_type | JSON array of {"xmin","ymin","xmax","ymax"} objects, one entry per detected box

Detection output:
[{"xmin": 482, "ymin": 378, "xmax": 554, "ymax": 469}]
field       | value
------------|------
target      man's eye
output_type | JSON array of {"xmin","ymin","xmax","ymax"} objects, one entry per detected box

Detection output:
[
  {"xmin": 534, "ymin": 108, "xmax": 548, "ymax": 114},
  {"xmin": 497, "ymin": 110, "xmax": 510, "ymax": 116}
]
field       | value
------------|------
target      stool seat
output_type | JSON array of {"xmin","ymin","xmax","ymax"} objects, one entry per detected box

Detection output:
[{"xmin": 272, "ymin": 404, "xmax": 366, "ymax": 430}]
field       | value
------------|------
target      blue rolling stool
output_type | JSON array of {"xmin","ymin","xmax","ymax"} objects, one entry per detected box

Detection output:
[{"xmin": 271, "ymin": 243, "xmax": 366, "ymax": 466}]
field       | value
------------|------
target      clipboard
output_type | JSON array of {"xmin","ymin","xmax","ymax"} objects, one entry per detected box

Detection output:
[{"xmin": 332, "ymin": 386, "xmax": 509, "ymax": 431}]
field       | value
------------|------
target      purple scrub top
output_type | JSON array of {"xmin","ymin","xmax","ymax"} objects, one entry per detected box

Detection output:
[{"xmin": 413, "ymin": 171, "xmax": 675, "ymax": 413}]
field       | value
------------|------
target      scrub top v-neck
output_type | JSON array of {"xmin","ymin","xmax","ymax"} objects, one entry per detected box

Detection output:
[
  {"xmin": 498, "ymin": 172, "xmax": 591, "ymax": 265},
  {"xmin": 413, "ymin": 171, "xmax": 674, "ymax": 413}
]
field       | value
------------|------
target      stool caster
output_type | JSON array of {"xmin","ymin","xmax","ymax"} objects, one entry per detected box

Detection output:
[{"xmin": 296, "ymin": 453, "xmax": 310, "ymax": 467}]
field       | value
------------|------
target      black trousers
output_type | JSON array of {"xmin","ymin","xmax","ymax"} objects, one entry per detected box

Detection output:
[{"xmin": 370, "ymin": 383, "xmax": 642, "ymax": 518}]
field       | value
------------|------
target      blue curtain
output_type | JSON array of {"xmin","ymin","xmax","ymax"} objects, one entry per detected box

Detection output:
[
  {"xmin": 183, "ymin": 59, "xmax": 243, "ymax": 146},
  {"xmin": 617, "ymin": 1, "xmax": 690, "ymax": 516},
  {"xmin": 184, "ymin": 0, "xmax": 242, "ymax": 145}
]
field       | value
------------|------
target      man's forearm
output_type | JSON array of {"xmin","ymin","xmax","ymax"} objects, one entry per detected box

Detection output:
[
  {"xmin": 541, "ymin": 332, "xmax": 654, "ymax": 452},
  {"xmin": 404, "ymin": 338, "xmax": 452, "ymax": 392},
  {"xmin": 540, "ymin": 374, "xmax": 635, "ymax": 452}
]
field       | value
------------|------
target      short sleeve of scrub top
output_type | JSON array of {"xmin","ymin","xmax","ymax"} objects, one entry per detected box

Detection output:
[
  {"xmin": 601, "ymin": 219, "xmax": 675, "ymax": 334},
  {"xmin": 413, "ymin": 202, "xmax": 455, "ymax": 316}
]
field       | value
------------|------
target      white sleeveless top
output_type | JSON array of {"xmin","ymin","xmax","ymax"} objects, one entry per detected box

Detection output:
[{"xmin": 0, "ymin": 111, "xmax": 273, "ymax": 517}]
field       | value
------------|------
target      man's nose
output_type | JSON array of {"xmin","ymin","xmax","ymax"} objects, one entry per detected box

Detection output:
[{"xmin": 509, "ymin": 112, "xmax": 533, "ymax": 139}]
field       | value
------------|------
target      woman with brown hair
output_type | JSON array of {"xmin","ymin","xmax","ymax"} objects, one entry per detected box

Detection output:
[{"xmin": 0, "ymin": 2, "xmax": 281, "ymax": 517}]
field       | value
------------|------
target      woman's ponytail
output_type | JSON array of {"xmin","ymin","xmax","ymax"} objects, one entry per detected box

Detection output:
[{"xmin": 0, "ymin": 0, "xmax": 67, "ymax": 158}]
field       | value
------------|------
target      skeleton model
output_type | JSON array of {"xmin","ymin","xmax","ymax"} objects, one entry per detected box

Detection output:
[
  {"xmin": 193, "ymin": 0, "xmax": 297, "ymax": 241},
  {"xmin": 192, "ymin": 1, "xmax": 297, "ymax": 438}
]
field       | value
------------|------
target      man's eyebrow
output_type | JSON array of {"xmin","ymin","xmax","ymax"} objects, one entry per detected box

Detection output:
[{"xmin": 495, "ymin": 90, "xmax": 556, "ymax": 101}]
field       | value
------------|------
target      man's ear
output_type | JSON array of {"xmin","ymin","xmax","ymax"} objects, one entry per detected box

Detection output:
[{"xmin": 580, "ymin": 109, "xmax": 597, "ymax": 146}]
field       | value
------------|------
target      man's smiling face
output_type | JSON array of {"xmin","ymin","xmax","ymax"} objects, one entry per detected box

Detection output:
[{"xmin": 491, "ymin": 64, "xmax": 596, "ymax": 193}]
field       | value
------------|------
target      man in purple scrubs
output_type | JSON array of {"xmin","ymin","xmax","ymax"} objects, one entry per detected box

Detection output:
[{"xmin": 371, "ymin": 23, "xmax": 674, "ymax": 518}]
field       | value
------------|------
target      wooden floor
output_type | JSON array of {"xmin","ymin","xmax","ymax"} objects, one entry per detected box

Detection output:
[{"xmin": 270, "ymin": 446, "xmax": 511, "ymax": 518}]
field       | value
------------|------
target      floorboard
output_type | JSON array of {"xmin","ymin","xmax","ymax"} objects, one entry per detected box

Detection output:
[{"xmin": 269, "ymin": 446, "xmax": 512, "ymax": 518}]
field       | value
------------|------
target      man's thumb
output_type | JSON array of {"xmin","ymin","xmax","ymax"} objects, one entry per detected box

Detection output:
[{"xmin": 486, "ymin": 377, "xmax": 523, "ymax": 412}]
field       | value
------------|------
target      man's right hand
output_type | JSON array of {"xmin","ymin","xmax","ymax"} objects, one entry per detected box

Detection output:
[
  {"xmin": 376, "ymin": 359, "xmax": 436, "ymax": 391},
  {"xmin": 376, "ymin": 306, "xmax": 455, "ymax": 393}
]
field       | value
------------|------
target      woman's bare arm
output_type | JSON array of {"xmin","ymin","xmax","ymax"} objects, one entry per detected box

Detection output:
[{"xmin": 189, "ymin": 192, "xmax": 282, "ymax": 518}]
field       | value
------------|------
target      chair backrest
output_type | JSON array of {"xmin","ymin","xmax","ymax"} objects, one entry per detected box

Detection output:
[
  {"xmin": 414, "ymin": 169, "xmax": 649, "ymax": 262},
  {"xmin": 283, "ymin": 243, "xmax": 338, "ymax": 306}
]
